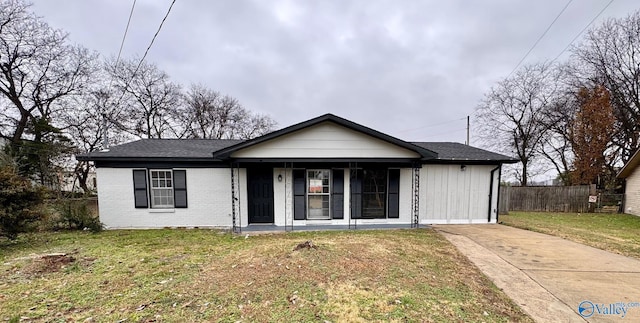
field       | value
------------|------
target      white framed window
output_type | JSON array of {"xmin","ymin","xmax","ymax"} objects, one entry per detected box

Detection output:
[
  {"xmin": 307, "ymin": 169, "xmax": 330, "ymax": 220},
  {"xmin": 150, "ymin": 170, "xmax": 174, "ymax": 208}
]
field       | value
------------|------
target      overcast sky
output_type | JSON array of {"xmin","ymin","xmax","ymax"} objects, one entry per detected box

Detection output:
[{"xmin": 30, "ymin": 0, "xmax": 638, "ymax": 146}]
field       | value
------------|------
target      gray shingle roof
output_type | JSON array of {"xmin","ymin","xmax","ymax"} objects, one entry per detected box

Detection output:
[
  {"xmin": 411, "ymin": 142, "xmax": 516, "ymax": 162},
  {"xmin": 78, "ymin": 138, "xmax": 516, "ymax": 163},
  {"xmin": 76, "ymin": 139, "xmax": 242, "ymax": 160}
]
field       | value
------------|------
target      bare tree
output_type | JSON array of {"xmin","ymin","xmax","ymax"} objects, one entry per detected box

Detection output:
[
  {"xmin": 0, "ymin": 0, "xmax": 94, "ymax": 142},
  {"xmin": 106, "ymin": 57, "xmax": 182, "ymax": 139},
  {"xmin": 181, "ymin": 84, "xmax": 276, "ymax": 139},
  {"xmin": 571, "ymin": 10, "xmax": 640, "ymax": 163},
  {"xmin": 0, "ymin": 0, "xmax": 95, "ymax": 184},
  {"xmin": 65, "ymin": 84, "xmax": 130, "ymax": 193},
  {"xmin": 538, "ymin": 102, "xmax": 573, "ymax": 185},
  {"xmin": 534, "ymin": 64, "xmax": 579, "ymax": 185},
  {"xmin": 475, "ymin": 63, "xmax": 560, "ymax": 186},
  {"xmin": 233, "ymin": 111, "xmax": 277, "ymax": 139}
]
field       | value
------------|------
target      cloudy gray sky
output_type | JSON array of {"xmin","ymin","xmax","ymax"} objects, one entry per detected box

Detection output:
[{"xmin": 30, "ymin": 0, "xmax": 638, "ymax": 146}]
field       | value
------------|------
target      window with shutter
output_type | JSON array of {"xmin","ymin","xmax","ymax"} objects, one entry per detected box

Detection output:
[{"xmin": 134, "ymin": 169, "xmax": 188, "ymax": 209}]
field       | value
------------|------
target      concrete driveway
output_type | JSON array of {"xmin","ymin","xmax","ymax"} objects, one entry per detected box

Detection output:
[{"xmin": 434, "ymin": 224, "xmax": 640, "ymax": 323}]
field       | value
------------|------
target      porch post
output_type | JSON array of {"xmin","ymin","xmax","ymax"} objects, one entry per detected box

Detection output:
[
  {"xmin": 230, "ymin": 162, "xmax": 241, "ymax": 233},
  {"xmin": 411, "ymin": 164, "xmax": 420, "ymax": 228}
]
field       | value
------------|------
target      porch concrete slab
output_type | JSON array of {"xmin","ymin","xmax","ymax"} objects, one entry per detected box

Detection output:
[
  {"xmin": 435, "ymin": 224, "xmax": 640, "ymax": 323},
  {"xmin": 242, "ymin": 223, "xmax": 415, "ymax": 233}
]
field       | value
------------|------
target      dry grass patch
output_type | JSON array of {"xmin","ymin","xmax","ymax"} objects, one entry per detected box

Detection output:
[{"xmin": 1, "ymin": 228, "xmax": 531, "ymax": 322}]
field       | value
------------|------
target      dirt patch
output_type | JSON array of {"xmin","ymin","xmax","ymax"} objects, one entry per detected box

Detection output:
[
  {"xmin": 24, "ymin": 254, "xmax": 76, "ymax": 275},
  {"xmin": 293, "ymin": 240, "xmax": 317, "ymax": 251},
  {"xmin": 16, "ymin": 253, "xmax": 95, "ymax": 277}
]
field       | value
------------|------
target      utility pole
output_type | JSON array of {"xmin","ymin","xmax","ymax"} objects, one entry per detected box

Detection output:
[
  {"xmin": 466, "ymin": 115, "xmax": 470, "ymax": 145},
  {"xmin": 102, "ymin": 113, "xmax": 109, "ymax": 149}
]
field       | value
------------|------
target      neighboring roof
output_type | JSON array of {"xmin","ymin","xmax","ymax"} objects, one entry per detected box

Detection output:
[
  {"xmin": 618, "ymin": 148, "xmax": 640, "ymax": 178},
  {"xmin": 212, "ymin": 113, "xmax": 438, "ymax": 160},
  {"xmin": 76, "ymin": 139, "xmax": 241, "ymax": 161},
  {"xmin": 412, "ymin": 142, "xmax": 518, "ymax": 163}
]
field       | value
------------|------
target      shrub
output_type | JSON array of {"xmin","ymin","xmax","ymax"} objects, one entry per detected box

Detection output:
[
  {"xmin": 53, "ymin": 199, "xmax": 103, "ymax": 233},
  {"xmin": 0, "ymin": 166, "xmax": 46, "ymax": 240}
]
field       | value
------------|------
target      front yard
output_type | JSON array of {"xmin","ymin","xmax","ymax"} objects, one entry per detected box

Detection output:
[
  {"xmin": 1, "ymin": 229, "xmax": 530, "ymax": 322},
  {"xmin": 501, "ymin": 212, "xmax": 640, "ymax": 259}
]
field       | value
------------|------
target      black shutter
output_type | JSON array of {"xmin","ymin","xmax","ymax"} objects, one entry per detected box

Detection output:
[
  {"xmin": 332, "ymin": 169, "xmax": 344, "ymax": 219},
  {"xmin": 293, "ymin": 169, "xmax": 306, "ymax": 220},
  {"xmin": 173, "ymin": 170, "xmax": 188, "ymax": 208},
  {"xmin": 133, "ymin": 169, "xmax": 148, "ymax": 208},
  {"xmin": 388, "ymin": 169, "xmax": 400, "ymax": 218},
  {"xmin": 350, "ymin": 169, "xmax": 363, "ymax": 219}
]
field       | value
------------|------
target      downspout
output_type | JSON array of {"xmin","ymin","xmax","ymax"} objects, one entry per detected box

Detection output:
[
  {"xmin": 488, "ymin": 165, "xmax": 500, "ymax": 223},
  {"xmin": 621, "ymin": 178, "xmax": 626, "ymax": 214},
  {"xmin": 496, "ymin": 166, "xmax": 503, "ymax": 222}
]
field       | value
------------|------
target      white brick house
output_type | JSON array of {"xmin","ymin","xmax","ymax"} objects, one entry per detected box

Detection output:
[
  {"xmin": 77, "ymin": 114, "xmax": 517, "ymax": 230},
  {"xmin": 618, "ymin": 149, "xmax": 640, "ymax": 216}
]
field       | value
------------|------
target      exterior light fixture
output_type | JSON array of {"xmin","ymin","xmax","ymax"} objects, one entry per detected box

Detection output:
[
  {"xmin": 278, "ymin": 174, "xmax": 283, "ymax": 182},
  {"xmin": 460, "ymin": 165, "xmax": 466, "ymax": 172}
]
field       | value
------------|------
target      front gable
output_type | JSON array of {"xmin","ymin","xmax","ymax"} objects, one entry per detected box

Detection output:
[
  {"xmin": 213, "ymin": 113, "xmax": 437, "ymax": 161},
  {"xmin": 231, "ymin": 121, "xmax": 421, "ymax": 159}
]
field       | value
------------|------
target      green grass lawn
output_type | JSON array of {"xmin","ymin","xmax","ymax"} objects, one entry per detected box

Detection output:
[
  {"xmin": 1, "ymin": 229, "xmax": 531, "ymax": 322},
  {"xmin": 501, "ymin": 212, "xmax": 640, "ymax": 259}
]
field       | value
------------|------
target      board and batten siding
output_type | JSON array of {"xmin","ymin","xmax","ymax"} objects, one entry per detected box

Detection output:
[
  {"xmin": 231, "ymin": 122, "xmax": 421, "ymax": 159},
  {"xmin": 625, "ymin": 167, "xmax": 640, "ymax": 216},
  {"xmin": 96, "ymin": 167, "xmax": 246, "ymax": 229},
  {"xmin": 420, "ymin": 164, "xmax": 499, "ymax": 224}
]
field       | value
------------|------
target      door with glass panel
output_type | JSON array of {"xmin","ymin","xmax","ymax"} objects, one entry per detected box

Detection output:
[{"xmin": 307, "ymin": 170, "xmax": 330, "ymax": 219}]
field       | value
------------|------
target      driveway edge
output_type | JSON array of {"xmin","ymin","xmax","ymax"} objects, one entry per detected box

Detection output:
[{"xmin": 438, "ymin": 230, "xmax": 585, "ymax": 323}]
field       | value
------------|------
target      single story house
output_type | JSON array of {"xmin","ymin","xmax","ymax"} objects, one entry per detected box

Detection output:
[
  {"xmin": 77, "ymin": 114, "xmax": 517, "ymax": 230},
  {"xmin": 618, "ymin": 148, "xmax": 640, "ymax": 216}
]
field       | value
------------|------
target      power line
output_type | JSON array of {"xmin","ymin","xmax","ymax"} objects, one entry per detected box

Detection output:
[
  {"xmin": 507, "ymin": 0, "xmax": 574, "ymax": 78},
  {"xmin": 550, "ymin": 0, "xmax": 615, "ymax": 63},
  {"xmin": 395, "ymin": 117, "xmax": 466, "ymax": 134},
  {"xmin": 109, "ymin": 0, "xmax": 177, "ymax": 122},
  {"xmin": 131, "ymin": 0, "xmax": 177, "ymax": 81},
  {"xmin": 416, "ymin": 128, "xmax": 467, "ymax": 140},
  {"xmin": 104, "ymin": 0, "xmax": 137, "ymax": 148},
  {"xmin": 111, "ymin": 0, "xmax": 137, "ymax": 87}
]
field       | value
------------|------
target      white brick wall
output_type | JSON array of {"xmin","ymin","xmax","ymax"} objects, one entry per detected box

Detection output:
[
  {"xmin": 96, "ymin": 164, "xmax": 500, "ymax": 228},
  {"xmin": 625, "ymin": 167, "xmax": 640, "ymax": 216},
  {"xmin": 96, "ymin": 168, "xmax": 235, "ymax": 229}
]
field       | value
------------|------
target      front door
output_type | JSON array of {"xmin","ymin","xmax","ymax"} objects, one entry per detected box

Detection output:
[{"xmin": 247, "ymin": 167, "xmax": 274, "ymax": 224}]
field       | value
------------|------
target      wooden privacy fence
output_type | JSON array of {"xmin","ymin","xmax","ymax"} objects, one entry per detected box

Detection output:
[{"xmin": 499, "ymin": 185, "xmax": 590, "ymax": 214}]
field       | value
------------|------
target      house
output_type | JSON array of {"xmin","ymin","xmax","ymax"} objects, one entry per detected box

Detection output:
[
  {"xmin": 55, "ymin": 170, "xmax": 97, "ymax": 193},
  {"xmin": 76, "ymin": 114, "xmax": 517, "ymax": 230},
  {"xmin": 617, "ymin": 149, "xmax": 640, "ymax": 216}
]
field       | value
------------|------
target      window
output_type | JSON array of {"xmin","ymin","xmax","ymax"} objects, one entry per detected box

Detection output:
[
  {"xmin": 307, "ymin": 170, "xmax": 330, "ymax": 219},
  {"xmin": 133, "ymin": 169, "xmax": 187, "ymax": 209},
  {"xmin": 150, "ymin": 170, "xmax": 174, "ymax": 208},
  {"xmin": 362, "ymin": 168, "xmax": 387, "ymax": 218}
]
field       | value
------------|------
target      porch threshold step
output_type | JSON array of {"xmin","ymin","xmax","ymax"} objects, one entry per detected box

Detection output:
[{"xmin": 241, "ymin": 223, "xmax": 426, "ymax": 232}]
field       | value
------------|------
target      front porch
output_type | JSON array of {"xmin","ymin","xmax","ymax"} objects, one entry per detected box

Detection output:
[{"xmin": 229, "ymin": 162, "xmax": 422, "ymax": 233}]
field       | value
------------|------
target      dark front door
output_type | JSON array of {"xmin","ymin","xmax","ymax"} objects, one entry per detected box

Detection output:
[{"xmin": 247, "ymin": 167, "xmax": 274, "ymax": 224}]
